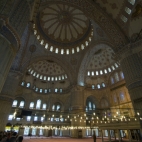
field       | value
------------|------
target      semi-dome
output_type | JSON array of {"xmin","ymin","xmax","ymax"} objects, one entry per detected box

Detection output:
[
  {"xmin": 86, "ymin": 46, "xmax": 119, "ymax": 77},
  {"xmin": 28, "ymin": 60, "xmax": 67, "ymax": 81}
]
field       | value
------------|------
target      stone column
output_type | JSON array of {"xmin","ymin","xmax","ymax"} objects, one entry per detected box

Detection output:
[
  {"xmin": 0, "ymin": 71, "xmax": 22, "ymax": 131},
  {"xmin": 70, "ymin": 85, "xmax": 85, "ymax": 138},
  {"xmin": 71, "ymin": 85, "xmax": 85, "ymax": 111},
  {"xmin": 0, "ymin": 96, "xmax": 12, "ymax": 131},
  {"xmin": 120, "ymin": 46, "xmax": 142, "ymax": 109},
  {"xmin": 0, "ymin": 36, "xmax": 14, "ymax": 92}
]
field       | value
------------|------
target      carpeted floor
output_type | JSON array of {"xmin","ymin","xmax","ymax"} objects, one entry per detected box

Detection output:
[
  {"xmin": 23, "ymin": 137, "xmax": 102, "ymax": 142},
  {"xmin": 23, "ymin": 137, "xmax": 131, "ymax": 142}
]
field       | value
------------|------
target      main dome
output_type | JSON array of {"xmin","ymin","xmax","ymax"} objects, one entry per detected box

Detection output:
[{"xmin": 33, "ymin": 3, "xmax": 93, "ymax": 54}]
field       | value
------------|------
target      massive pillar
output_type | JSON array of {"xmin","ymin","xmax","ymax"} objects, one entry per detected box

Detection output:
[
  {"xmin": 70, "ymin": 85, "xmax": 86, "ymax": 138},
  {"xmin": 0, "ymin": 0, "xmax": 31, "ymax": 131},
  {"xmin": 120, "ymin": 42, "xmax": 142, "ymax": 109},
  {"xmin": 71, "ymin": 85, "xmax": 85, "ymax": 111},
  {"xmin": 0, "ymin": 71, "xmax": 22, "ymax": 131},
  {"xmin": 0, "ymin": 96, "xmax": 12, "ymax": 131},
  {"xmin": 0, "ymin": 36, "xmax": 16, "ymax": 92}
]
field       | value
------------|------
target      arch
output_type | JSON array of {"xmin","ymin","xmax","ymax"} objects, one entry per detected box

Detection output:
[
  {"xmin": 85, "ymin": 95, "xmax": 99, "ymax": 110},
  {"xmin": 52, "ymin": 102, "xmax": 62, "ymax": 111},
  {"xmin": 77, "ymin": 43, "xmax": 115, "ymax": 86},
  {"xmin": 12, "ymin": 97, "xmax": 26, "ymax": 108},
  {"xmin": 119, "ymin": 91, "xmax": 125, "ymax": 101},
  {"xmin": 36, "ymin": 99, "xmax": 42, "ymax": 109}
]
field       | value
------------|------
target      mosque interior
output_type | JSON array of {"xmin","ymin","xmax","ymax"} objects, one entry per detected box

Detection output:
[{"xmin": 0, "ymin": 0, "xmax": 142, "ymax": 141}]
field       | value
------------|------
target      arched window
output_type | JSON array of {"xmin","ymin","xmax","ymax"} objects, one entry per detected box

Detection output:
[
  {"xmin": 115, "ymin": 72, "xmax": 119, "ymax": 82},
  {"xmin": 12, "ymin": 100, "xmax": 18, "ymax": 107},
  {"xmin": 57, "ymin": 105, "xmax": 60, "ymax": 111},
  {"xmin": 87, "ymin": 71, "xmax": 90, "ymax": 76},
  {"xmin": 100, "ymin": 70, "xmax": 103, "ymax": 75},
  {"xmin": 34, "ymin": 116, "xmax": 38, "ymax": 121},
  {"xmin": 111, "ymin": 77, "xmax": 114, "ymax": 84},
  {"xmin": 52, "ymin": 105, "xmax": 55, "ymax": 111},
  {"xmin": 21, "ymin": 81, "xmax": 25, "ymax": 86},
  {"xmin": 88, "ymin": 101, "xmax": 92, "ymax": 110},
  {"xmin": 36, "ymin": 100, "xmax": 41, "ymax": 109},
  {"xmin": 104, "ymin": 69, "xmax": 107, "ymax": 74},
  {"xmin": 120, "ymin": 71, "xmax": 124, "ymax": 79},
  {"xmin": 97, "ymin": 84, "xmax": 101, "ymax": 89},
  {"xmin": 86, "ymin": 99, "xmax": 95, "ymax": 111},
  {"xmin": 29, "ymin": 102, "xmax": 34, "ymax": 109},
  {"xmin": 26, "ymin": 83, "xmax": 30, "ymax": 88},
  {"xmin": 120, "ymin": 92, "xmax": 125, "ymax": 101},
  {"xmin": 125, "ymin": 7, "xmax": 131, "ymax": 14},
  {"xmin": 92, "ymin": 85, "xmax": 95, "ymax": 89},
  {"xmin": 19, "ymin": 101, "xmax": 24, "ymax": 108},
  {"xmin": 52, "ymin": 103, "xmax": 61, "ymax": 111},
  {"xmin": 102, "ymin": 83, "xmax": 106, "ymax": 88},
  {"xmin": 108, "ymin": 68, "xmax": 111, "ymax": 72},
  {"xmin": 121, "ymin": 15, "xmax": 128, "ymax": 23},
  {"xmin": 42, "ymin": 104, "xmax": 46, "ymax": 110},
  {"xmin": 60, "ymin": 88, "xmax": 63, "ymax": 93},
  {"xmin": 128, "ymin": 0, "xmax": 135, "ymax": 5},
  {"xmin": 92, "ymin": 71, "xmax": 94, "ymax": 76}
]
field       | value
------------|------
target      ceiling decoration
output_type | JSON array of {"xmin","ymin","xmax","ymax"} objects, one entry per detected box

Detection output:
[
  {"xmin": 33, "ymin": 3, "xmax": 93, "ymax": 55},
  {"xmin": 96, "ymin": 0, "xmax": 125, "ymax": 19},
  {"xmin": 87, "ymin": 47, "xmax": 116, "ymax": 70},
  {"xmin": 28, "ymin": 60, "xmax": 68, "ymax": 81},
  {"xmin": 86, "ymin": 47, "xmax": 119, "ymax": 76},
  {"xmin": 32, "ymin": 60, "xmax": 65, "ymax": 75}
]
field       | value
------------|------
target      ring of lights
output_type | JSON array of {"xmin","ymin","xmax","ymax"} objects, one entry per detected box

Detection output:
[
  {"xmin": 27, "ymin": 60, "xmax": 68, "ymax": 82},
  {"xmin": 33, "ymin": 3, "xmax": 93, "ymax": 55},
  {"xmin": 28, "ymin": 67, "xmax": 68, "ymax": 82}
]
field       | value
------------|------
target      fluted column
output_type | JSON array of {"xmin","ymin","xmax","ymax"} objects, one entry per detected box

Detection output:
[{"xmin": 120, "ymin": 51, "xmax": 142, "ymax": 109}]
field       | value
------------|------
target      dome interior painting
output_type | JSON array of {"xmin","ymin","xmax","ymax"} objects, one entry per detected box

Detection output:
[{"xmin": 33, "ymin": 2, "xmax": 93, "ymax": 54}]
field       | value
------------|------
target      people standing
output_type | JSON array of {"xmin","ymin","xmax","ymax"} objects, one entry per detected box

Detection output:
[{"xmin": 93, "ymin": 131, "xmax": 96, "ymax": 142}]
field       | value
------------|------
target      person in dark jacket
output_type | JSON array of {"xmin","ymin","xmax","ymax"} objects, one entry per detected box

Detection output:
[
  {"xmin": 9, "ymin": 132, "xmax": 17, "ymax": 142},
  {"xmin": 16, "ymin": 135, "xmax": 23, "ymax": 142},
  {"xmin": 93, "ymin": 131, "xmax": 96, "ymax": 142}
]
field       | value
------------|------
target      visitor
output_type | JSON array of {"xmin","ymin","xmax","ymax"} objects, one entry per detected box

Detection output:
[
  {"xmin": 16, "ymin": 135, "xmax": 23, "ymax": 142},
  {"xmin": 93, "ymin": 131, "xmax": 96, "ymax": 142},
  {"xmin": 9, "ymin": 132, "xmax": 17, "ymax": 142},
  {"xmin": 28, "ymin": 133, "xmax": 32, "ymax": 139},
  {"xmin": 0, "ymin": 135, "xmax": 7, "ymax": 142}
]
